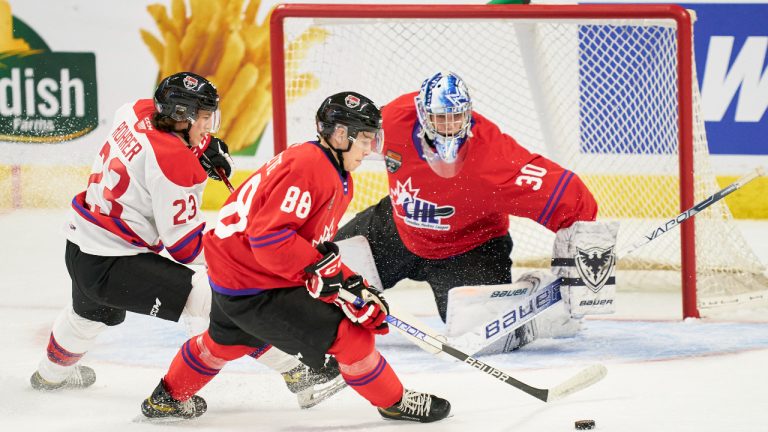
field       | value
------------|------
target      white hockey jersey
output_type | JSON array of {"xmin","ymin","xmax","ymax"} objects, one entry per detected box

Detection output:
[{"xmin": 65, "ymin": 99, "xmax": 208, "ymax": 264}]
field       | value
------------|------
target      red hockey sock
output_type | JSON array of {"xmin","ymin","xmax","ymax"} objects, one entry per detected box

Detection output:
[
  {"xmin": 163, "ymin": 331, "xmax": 254, "ymax": 401},
  {"xmin": 329, "ymin": 321, "xmax": 403, "ymax": 408},
  {"xmin": 46, "ymin": 333, "xmax": 84, "ymax": 367}
]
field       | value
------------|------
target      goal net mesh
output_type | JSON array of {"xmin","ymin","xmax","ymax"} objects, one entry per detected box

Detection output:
[{"xmin": 277, "ymin": 13, "xmax": 767, "ymax": 313}]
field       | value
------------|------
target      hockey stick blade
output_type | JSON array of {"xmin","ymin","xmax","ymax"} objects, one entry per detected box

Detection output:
[
  {"xmin": 338, "ymin": 288, "xmax": 606, "ymax": 402},
  {"xmin": 545, "ymin": 364, "xmax": 607, "ymax": 402}
]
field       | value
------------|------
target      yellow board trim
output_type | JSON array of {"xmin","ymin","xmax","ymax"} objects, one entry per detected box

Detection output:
[{"xmin": 2, "ymin": 165, "xmax": 767, "ymax": 219}]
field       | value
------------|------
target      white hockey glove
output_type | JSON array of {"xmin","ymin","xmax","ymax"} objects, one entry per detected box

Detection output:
[{"xmin": 552, "ymin": 221, "xmax": 619, "ymax": 318}]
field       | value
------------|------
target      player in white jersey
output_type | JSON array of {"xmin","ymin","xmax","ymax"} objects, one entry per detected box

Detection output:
[{"xmin": 29, "ymin": 72, "xmax": 345, "ymax": 409}]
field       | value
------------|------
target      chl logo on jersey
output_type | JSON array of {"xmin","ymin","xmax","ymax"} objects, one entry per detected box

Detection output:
[
  {"xmin": 390, "ymin": 178, "xmax": 454, "ymax": 231},
  {"xmin": 575, "ymin": 246, "xmax": 615, "ymax": 293}
]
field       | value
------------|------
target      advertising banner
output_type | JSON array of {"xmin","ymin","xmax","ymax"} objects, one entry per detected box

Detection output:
[{"xmin": 685, "ymin": 3, "xmax": 768, "ymax": 155}]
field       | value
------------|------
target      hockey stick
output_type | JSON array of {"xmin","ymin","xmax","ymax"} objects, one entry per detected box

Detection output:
[
  {"xmin": 200, "ymin": 153, "xmax": 235, "ymax": 192},
  {"xmin": 617, "ymin": 166, "xmax": 764, "ymax": 257},
  {"xmin": 453, "ymin": 166, "xmax": 766, "ymax": 352},
  {"xmin": 338, "ymin": 288, "xmax": 607, "ymax": 402}
]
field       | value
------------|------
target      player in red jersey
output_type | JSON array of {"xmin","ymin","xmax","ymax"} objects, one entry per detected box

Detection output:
[
  {"xmin": 336, "ymin": 71, "xmax": 618, "ymax": 353},
  {"xmin": 30, "ymin": 72, "xmax": 343, "ymax": 409},
  {"xmin": 140, "ymin": 91, "xmax": 451, "ymax": 423}
]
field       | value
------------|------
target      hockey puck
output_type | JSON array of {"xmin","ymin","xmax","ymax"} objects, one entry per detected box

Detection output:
[{"xmin": 575, "ymin": 419, "xmax": 596, "ymax": 430}]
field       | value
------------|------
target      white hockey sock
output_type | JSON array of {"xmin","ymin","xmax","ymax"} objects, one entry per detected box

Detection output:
[
  {"xmin": 37, "ymin": 305, "xmax": 106, "ymax": 383},
  {"xmin": 255, "ymin": 346, "xmax": 302, "ymax": 373},
  {"xmin": 181, "ymin": 270, "xmax": 212, "ymax": 336}
]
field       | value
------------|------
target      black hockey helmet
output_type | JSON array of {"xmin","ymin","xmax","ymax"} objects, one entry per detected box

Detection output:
[
  {"xmin": 154, "ymin": 72, "xmax": 219, "ymax": 123},
  {"xmin": 316, "ymin": 91, "xmax": 382, "ymax": 151}
]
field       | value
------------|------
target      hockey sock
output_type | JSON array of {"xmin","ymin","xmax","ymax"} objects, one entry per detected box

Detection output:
[
  {"xmin": 330, "ymin": 320, "xmax": 403, "ymax": 407},
  {"xmin": 248, "ymin": 345, "xmax": 302, "ymax": 373},
  {"xmin": 163, "ymin": 330, "xmax": 253, "ymax": 401},
  {"xmin": 180, "ymin": 271, "xmax": 213, "ymax": 336},
  {"xmin": 37, "ymin": 306, "xmax": 106, "ymax": 383}
]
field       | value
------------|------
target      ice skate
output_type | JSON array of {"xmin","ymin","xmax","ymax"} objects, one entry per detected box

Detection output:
[
  {"xmin": 281, "ymin": 357, "xmax": 348, "ymax": 409},
  {"xmin": 141, "ymin": 380, "xmax": 207, "ymax": 419},
  {"xmin": 378, "ymin": 389, "xmax": 451, "ymax": 423},
  {"xmin": 30, "ymin": 365, "xmax": 96, "ymax": 391}
]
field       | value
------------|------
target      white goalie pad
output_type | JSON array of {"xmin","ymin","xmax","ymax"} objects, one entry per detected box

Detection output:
[
  {"xmin": 552, "ymin": 221, "xmax": 619, "ymax": 318},
  {"xmin": 445, "ymin": 271, "xmax": 580, "ymax": 355},
  {"xmin": 335, "ymin": 236, "xmax": 384, "ymax": 289}
]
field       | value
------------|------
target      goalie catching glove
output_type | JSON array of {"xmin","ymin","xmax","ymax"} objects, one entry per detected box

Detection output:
[{"xmin": 339, "ymin": 275, "xmax": 389, "ymax": 335}]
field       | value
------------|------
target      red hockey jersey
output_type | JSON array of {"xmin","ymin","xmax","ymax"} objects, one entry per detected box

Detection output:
[
  {"xmin": 66, "ymin": 99, "xmax": 208, "ymax": 264},
  {"xmin": 204, "ymin": 142, "xmax": 354, "ymax": 295},
  {"xmin": 381, "ymin": 92, "xmax": 598, "ymax": 259}
]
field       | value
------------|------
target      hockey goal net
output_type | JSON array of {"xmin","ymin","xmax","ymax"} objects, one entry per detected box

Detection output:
[{"xmin": 270, "ymin": 4, "xmax": 767, "ymax": 318}]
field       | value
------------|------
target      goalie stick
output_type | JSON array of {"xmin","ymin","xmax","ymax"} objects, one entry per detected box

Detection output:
[
  {"xmin": 338, "ymin": 288, "xmax": 607, "ymax": 402},
  {"xmin": 453, "ymin": 166, "xmax": 766, "ymax": 353}
]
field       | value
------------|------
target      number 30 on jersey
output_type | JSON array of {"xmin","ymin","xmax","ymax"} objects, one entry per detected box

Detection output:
[{"xmin": 515, "ymin": 163, "xmax": 547, "ymax": 191}]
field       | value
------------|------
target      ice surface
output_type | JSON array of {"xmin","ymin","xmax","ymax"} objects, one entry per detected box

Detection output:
[{"xmin": 1, "ymin": 210, "xmax": 767, "ymax": 431}]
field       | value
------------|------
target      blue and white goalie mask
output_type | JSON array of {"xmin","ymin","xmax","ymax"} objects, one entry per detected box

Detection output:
[{"xmin": 415, "ymin": 71, "xmax": 473, "ymax": 178}]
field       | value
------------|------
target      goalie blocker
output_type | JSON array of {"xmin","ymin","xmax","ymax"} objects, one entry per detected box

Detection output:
[{"xmin": 552, "ymin": 221, "xmax": 619, "ymax": 318}]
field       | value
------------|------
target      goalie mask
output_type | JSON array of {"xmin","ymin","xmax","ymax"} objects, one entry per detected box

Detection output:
[
  {"xmin": 154, "ymin": 72, "xmax": 221, "ymax": 134},
  {"xmin": 415, "ymin": 71, "xmax": 473, "ymax": 178}
]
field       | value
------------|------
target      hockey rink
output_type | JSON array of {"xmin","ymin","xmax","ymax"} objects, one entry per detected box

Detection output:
[{"xmin": 1, "ymin": 209, "xmax": 767, "ymax": 431}]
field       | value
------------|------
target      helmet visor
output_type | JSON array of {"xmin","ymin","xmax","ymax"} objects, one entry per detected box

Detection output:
[
  {"xmin": 337, "ymin": 124, "xmax": 384, "ymax": 154},
  {"xmin": 192, "ymin": 109, "xmax": 221, "ymax": 134}
]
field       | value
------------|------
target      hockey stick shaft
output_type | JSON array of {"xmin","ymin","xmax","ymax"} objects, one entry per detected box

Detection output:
[
  {"xmin": 200, "ymin": 153, "xmax": 235, "ymax": 192},
  {"xmin": 455, "ymin": 166, "xmax": 765, "ymax": 352},
  {"xmin": 338, "ymin": 288, "xmax": 606, "ymax": 402},
  {"xmin": 617, "ymin": 166, "xmax": 764, "ymax": 257}
]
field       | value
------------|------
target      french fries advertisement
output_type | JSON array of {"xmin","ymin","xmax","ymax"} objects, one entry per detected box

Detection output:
[
  {"xmin": 0, "ymin": 0, "xmax": 30, "ymax": 53},
  {"xmin": 141, "ymin": 0, "xmax": 326, "ymax": 153}
]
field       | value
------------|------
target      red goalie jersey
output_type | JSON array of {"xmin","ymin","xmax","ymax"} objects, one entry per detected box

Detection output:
[
  {"xmin": 381, "ymin": 92, "xmax": 598, "ymax": 259},
  {"xmin": 203, "ymin": 142, "xmax": 354, "ymax": 295},
  {"xmin": 66, "ymin": 99, "xmax": 208, "ymax": 264}
]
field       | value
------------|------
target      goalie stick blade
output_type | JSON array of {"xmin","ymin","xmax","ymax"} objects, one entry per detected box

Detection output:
[{"xmin": 545, "ymin": 364, "xmax": 607, "ymax": 402}]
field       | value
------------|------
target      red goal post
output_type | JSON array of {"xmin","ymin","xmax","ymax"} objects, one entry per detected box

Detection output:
[{"xmin": 269, "ymin": 4, "xmax": 766, "ymax": 319}]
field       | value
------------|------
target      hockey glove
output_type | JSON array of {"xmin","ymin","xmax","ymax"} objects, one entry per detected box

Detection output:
[
  {"xmin": 338, "ymin": 275, "xmax": 389, "ymax": 335},
  {"xmin": 305, "ymin": 242, "xmax": 344, "ymax": 304},
  {"xmin": 200, "ymin": 136, "xmax": 233, "ymax": 181}
]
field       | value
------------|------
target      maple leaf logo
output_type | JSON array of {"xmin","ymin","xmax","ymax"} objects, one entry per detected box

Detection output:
[
  {"xmin": 390, "ymin": 178, "xmax": 419, "ymax": 206},
  {"xmin": 311, "ymin": 217, "xmax": 336, "ymax": 248}
]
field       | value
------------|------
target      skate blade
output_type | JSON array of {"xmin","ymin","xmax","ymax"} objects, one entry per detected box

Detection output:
[{"xmin": 297, "ymin": 376, "xmax": 348, "ymax": 409}]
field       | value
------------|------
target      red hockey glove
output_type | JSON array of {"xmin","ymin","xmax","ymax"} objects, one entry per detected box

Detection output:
[
  {"xmin": 304, "ymin": 242, "xmax": 344, "ymax": 304},
  {"xmin": 338, "ymin": 275, "xmax": 389, "ymax": 335}
]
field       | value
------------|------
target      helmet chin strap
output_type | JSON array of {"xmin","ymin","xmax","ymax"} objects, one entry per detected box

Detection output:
[{"xmin": 334, "ymin": 136, "xmax": 357, "ymax": 176}]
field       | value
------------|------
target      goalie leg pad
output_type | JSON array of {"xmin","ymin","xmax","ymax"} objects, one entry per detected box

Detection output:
[{"xmin": 552, "ymin": 221, "xmax": 619, "ymax": 318}]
